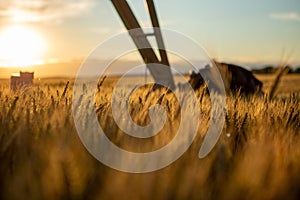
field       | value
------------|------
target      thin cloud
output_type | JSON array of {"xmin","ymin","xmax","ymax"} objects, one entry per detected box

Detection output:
[
  {"xmin": 269, "ymin": 12, "xmax": 300, "ymax": 22},
  {"xmin": 0, "ymin": 0, "xmax": 95, "ymax": 23}
]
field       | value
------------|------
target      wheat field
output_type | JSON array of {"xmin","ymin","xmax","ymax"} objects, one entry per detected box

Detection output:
[{"xmin": 0, "ymin": 74, "xmax": 299, "ymax": 200}]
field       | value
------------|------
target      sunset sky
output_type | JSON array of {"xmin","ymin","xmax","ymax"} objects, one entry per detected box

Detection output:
[{"xmin": 0, "ymin": 0, "xmax": 299, "ymax": 77}]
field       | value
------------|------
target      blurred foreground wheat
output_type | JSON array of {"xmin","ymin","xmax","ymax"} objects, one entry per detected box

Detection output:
[{"xmin": 0, "ymin": 76, "xmax": 299, "ymax": 200}]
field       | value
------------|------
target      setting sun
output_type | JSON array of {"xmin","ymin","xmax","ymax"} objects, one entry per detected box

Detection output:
[{"xmin": 0, "ymin": 25, "xmax": 46, "ymax": 67}]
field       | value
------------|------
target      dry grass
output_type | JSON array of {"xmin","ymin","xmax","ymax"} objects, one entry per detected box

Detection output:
[{"xmin": 0, "ymin": 75, "xmax": 299, "ymax": 200}]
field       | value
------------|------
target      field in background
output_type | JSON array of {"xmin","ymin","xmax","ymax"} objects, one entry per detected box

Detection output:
[
  {"xmin": 0, "ymin": 74, "xmax": 299, "ymax": 200},
  {"xmin": 256, "ymin": 74, "xmax": 300, "ymax": 96}
]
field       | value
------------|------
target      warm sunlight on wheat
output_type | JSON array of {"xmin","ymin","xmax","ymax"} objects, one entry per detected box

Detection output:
[
  {"xmin": 0, "ymin": 76, "xmax": 299, "ymax": 199},
  {"xmin": 0, "ymin": 1, "xmax": 300, "ymax": 199}
]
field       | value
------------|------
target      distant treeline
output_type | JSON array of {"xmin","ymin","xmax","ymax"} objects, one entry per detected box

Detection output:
[{"xmin": 252, "ymin": 65, "xmax": 300, "ymax": 74}]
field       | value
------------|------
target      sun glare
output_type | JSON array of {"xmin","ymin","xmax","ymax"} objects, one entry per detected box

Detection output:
[{"xmin": 0, "ymin": 25, "xmax": 46, "ymax": 67}]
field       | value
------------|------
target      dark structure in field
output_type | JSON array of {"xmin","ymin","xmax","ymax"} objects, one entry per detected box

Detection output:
[
  {"xmin": 188, "ymin": 70, "xmax": 206, "ymax": 90},
  {"xmin": 10, "ymin": 72, "xmax": 34, "ymax": 91},
  {"xmin": 188, "ymin": 62, "xmax": 263, "ymax": 95},
  {"xmin": 221, "ymin": 62, "xmax": 263, "ymax": 95}
]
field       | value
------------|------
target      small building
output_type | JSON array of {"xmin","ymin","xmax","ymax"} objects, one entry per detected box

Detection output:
[{"xmin": 10, "ymin": 71, "xmax": 34, "ymax": 91}]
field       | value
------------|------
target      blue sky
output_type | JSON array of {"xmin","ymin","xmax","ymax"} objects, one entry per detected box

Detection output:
[
  {"xmin": 0, "ymin": 0, "xmax": 299, "ymax": 70},
  {"xmin": 98, "ymin": 0, "xmax": 300, "ymax": 65}
]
